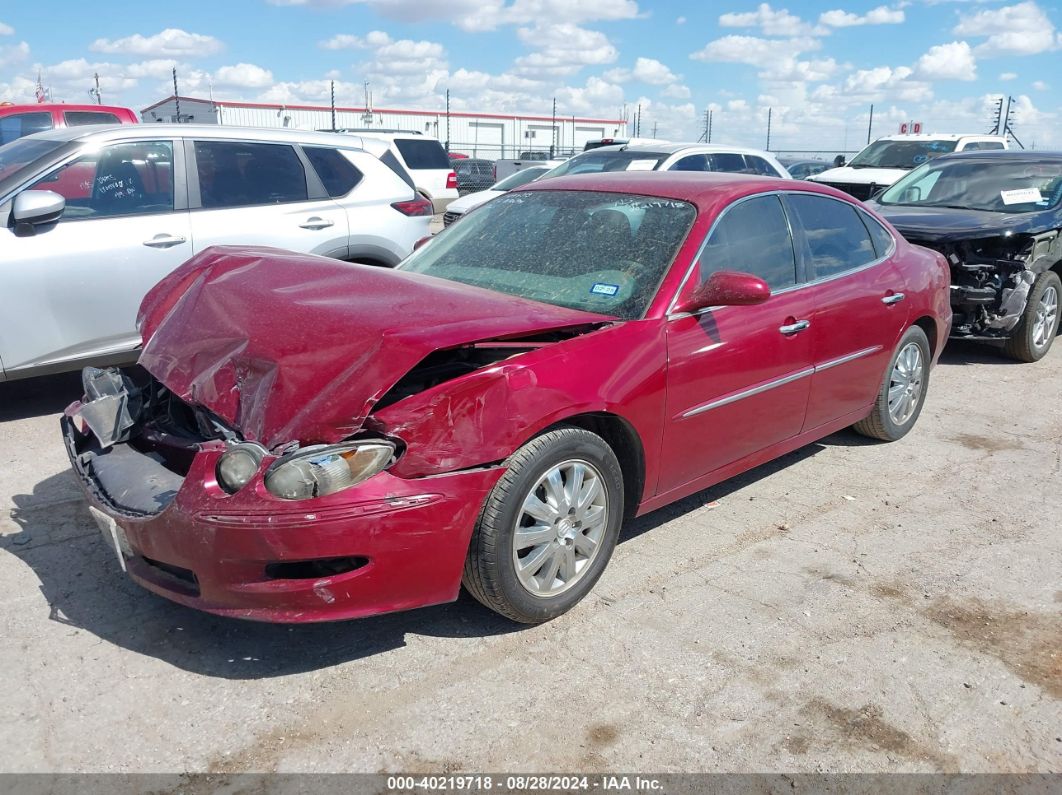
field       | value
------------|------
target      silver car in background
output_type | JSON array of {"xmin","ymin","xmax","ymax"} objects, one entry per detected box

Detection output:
[{"xmin": 0, "ymin": 125, "xmax": 432, "ymax": 381}]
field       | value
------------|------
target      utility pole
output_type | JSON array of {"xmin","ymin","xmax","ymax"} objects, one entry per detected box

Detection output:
[
  {"xmin": 551, "ymin": 97, "xmax": 557, "ymax": 157},
  {"xmin": 636, "ymin": 103, "xmax": 642, "ymax": 137},
  {"xmin": 172, "ymin": 67, "xmax": 180, "ymax": 122},
  {"xmin": 867, "ymin": 104, "xmax": 874, "ymax": 144},
  {"xmin": 708, "ymin": 109, "xmax": 713, "ymax": 143},
  {"xmin": 652, "ymin": 121, "xmax": 658, "ymax": 138},
  {"xmin": 445, "ymin": 89, "xmax": 451, "ymax": 151},
  {"xmin": 90, "ymin": 73, "xmax": 102, "ymax": 105},
  {"xmin": 1002, "ymin": 95, "xmax": 1024, "ymax": 149},
  {"xmin": 766, "ymin": 107, "xmax": 772, "ymax": 150},
  {"xmin": 989, "ymin": 96, "xmax": 1004, "ymax": 134},
  {"xmin": 330, "ymin": 81, "xmax": 336, "ymax": 131}
]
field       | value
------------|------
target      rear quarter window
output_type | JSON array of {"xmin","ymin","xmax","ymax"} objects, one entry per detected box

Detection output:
[
  {"xmin": 394, "ymin": 139, "xmax": 450, "ymax": 170},
  {"xmin": 304, "ymin": 147, "xmax": 362, "ymax": 197},
  {"xmin": 64, "ymin": 111, "xmax": 122, "ymax": 127}
]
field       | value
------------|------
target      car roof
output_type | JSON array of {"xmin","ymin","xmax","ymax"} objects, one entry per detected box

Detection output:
[
  {"xmin": 927, "ymin": 150, "xmax": 1062, "ymax": 162},
  {"xmin": 0, "ymin": 103, "xmax": 135, "ymax": 114},
  {"xmin": 875, "ymin": 133, "xmax": 1006, "ymax": 142},
  {"xmin": 518, "ymin": 171, "xmax": 854, "ymax": 213},
  {"xmin": 22, "ymin": 123, "xmax": 387, "ymax": 155},
  {"xmin": 588, "ymin": 142, "xmax": 777, "ymax": 157}
]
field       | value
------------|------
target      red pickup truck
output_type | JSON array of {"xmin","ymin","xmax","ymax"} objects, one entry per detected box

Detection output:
[{"xmin": 0, "ymin": 103, "xmax": 139, "ymax": 146}]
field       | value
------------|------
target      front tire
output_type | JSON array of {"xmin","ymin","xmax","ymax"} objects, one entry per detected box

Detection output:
[
  {"xmin": 853, "ymin": 325, "xmax": 931, "ymax": 442},
  {"xmin": 1004, "ymin": 270, "xmax": 1060, "ymax": 363},
  {"xmin": 463, "ymin": 427, "xmax": 624, "ymax": 624}
]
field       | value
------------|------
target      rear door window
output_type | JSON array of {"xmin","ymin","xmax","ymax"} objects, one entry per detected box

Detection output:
[
  {"xmin": 64, "ymin": 111, "xmax": 122, "ymax": 127},
  {"xmin": 786, "ymin": 194, "xmax": 877, "ymax": 280},
  {"xmin": 698, "ymin": 195, "xmax": 797, "ymax": 290},
  {"xmin": 195, "ymin": 141, "xmax": 308, "ymax": 208},
  {"xmin": 744, "ymin": 155, "xmax": 779, "ymax": 176},
  {"xmin": 705, "ymin": 153, "xmax": 748, "ymax": 173},
  {"xmin": 0, "ymin": 112, "xmax": 53, "ymax": 146},
  {"xmin": 304, "ymin": 147, "xmax": 362, "ymax": 197},
  {"xmin": 670, "ymin": 154, "xmax": 708, "ymax": 172},
  {"xmin": 394, "ymin": 139, "xmax": 450, "ymax": 170}
]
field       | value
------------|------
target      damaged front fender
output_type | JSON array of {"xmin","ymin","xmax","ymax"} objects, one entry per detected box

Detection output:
[{"xmin": 370, "ymin": 321, "xmax": 667, "ymax": 492}]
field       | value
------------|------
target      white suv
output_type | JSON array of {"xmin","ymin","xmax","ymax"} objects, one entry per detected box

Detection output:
[
  {"xmin": 0, "ymin": 124, "xmax": 433, "ymax": 381},
  {"xmin": 808, "ymin": 133, "xmax": 1009, "ymax": 200},
  {"xmin": 543, "ymin": 143, "xmax": 792, "ymax": 179},
  {"xmin": 332, "ymin": 130, "xmax": 458, "ymax": 213}
]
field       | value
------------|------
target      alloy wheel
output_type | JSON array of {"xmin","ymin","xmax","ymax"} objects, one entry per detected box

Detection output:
[
  {"xmin": 887, "ymin": 342, "xmax": 924, "ymax": 426},
  {"xmin": 512, "ymin": 459, "xmax": 609, "ymax": 598},
  {"xmin": 1032, "ymin": 284, "xmax": 1059, "ymax": 352}
]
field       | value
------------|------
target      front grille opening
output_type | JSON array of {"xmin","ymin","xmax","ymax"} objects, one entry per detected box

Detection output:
[
  {"xmin": 264, "ymin": 556, "xmax": 369, "ymax": 580},
  {"xmin": 142, "ymin": 556, "xmax": 201, "ymax": 596}
]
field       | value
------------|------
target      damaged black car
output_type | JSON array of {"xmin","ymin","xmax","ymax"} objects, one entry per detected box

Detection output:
[{"xmin": 869, "ymin": 151, "xmax": 1062, "ymax": 362}]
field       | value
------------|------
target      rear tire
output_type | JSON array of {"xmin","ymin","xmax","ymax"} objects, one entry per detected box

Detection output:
[
  {"xmin": 853, "ymin": 326, "xmax": 931, "ymax": 442},
  {"xmin": 1004, "ymin": 270, "xmax": 1060, "ymax": 363},
  {"xmin": 463, "ymin": 427, "xmax": 624, "ymax": 624}
]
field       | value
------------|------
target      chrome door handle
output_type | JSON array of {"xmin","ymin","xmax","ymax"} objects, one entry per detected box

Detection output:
[
  {"xmin": 299, "ymin": 217, "xmax": 335, "ymax": 230},
  {"xmin": 881, "ymin": 292, "xmax": 906, "ymax": 305},
  {"xmin": 779, "ymin": 319, "xmax": 811, "ymax": 334},
  {"xmin": 142, "ymin": 234, "xmax": 186, "ymax": 248}
]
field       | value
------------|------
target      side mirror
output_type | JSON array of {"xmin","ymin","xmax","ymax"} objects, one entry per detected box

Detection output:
[
  {"xmin": 413, "ymin": 235, "xmax": 433, "ymax": 250},
  {"xmin": 833, "ymin": 154, "xmax": 846, "ymax": 168},
  {"xmin": 674, "ymin": 270, "xmax": 771, "ymax": 314},
  {"xmin": 13, "ymin": 190, "xmax": 65, "ymax": 233}
]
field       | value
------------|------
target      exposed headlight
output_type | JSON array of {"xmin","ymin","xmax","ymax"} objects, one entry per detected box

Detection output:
[
  {"xmin": 264, "ymin": 441, "xmax": 396, "ymax": 501},
  {"xmin": 216, "ymin": 442, "xmax": 268, "ymax": 494}
]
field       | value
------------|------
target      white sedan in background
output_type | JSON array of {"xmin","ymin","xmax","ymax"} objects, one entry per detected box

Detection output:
[{"xmin": 442, "ymin": 165, "xmax": 553, "ymax": 227}]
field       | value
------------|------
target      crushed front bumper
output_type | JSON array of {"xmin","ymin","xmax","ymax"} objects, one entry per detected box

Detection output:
[{"xmin": 62, "ymin": 413, "xmax": 504, "ymax": 622}]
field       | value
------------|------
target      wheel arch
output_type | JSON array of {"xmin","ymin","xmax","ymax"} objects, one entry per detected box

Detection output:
[
  {"xmin": 542, "ymin": 411, "xmax": 646, "ymax": 521},
  {"xmin": 912, "ymin": 315, "xmax": 939, "ymax": 359}
]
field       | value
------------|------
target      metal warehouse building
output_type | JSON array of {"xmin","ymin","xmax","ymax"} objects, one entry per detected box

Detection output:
[{"xmin": 141, "ymin": 95, "xmax": 628, "ymax": 159}]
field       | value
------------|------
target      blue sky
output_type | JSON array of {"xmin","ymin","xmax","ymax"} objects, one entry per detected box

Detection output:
[{"xmin": 1, "ymin": 0, "xmax": 1060, "ymax": 150}]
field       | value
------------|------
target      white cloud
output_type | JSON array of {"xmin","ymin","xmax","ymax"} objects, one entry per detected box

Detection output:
[
  {"xmin": 0, "ymin": 21, "xmax": 13, "ymax": 36},
  {"xmin": 663, "ymin": 83, "xmax": 691, "ymax": 99},
  {"xmin": 90, "ymin": 28, "xmax": 224, "ymax": 57},
  {"xmin": 761, "ymin": 57, "xmax": 839, "ymax": 83},
  {"xmin": 719, "ymin": 3, "xmax": 821, "ymax": 36},
  {"xmin": 915, "ymin": 41, "xmax": 977, "ymax": 81},
  {"xmin": 605, "ymin": 57, "xmax": 679, "ymax": 85},
  {"xmin": 1032, "ymin": 80, "xmax": 1048, "ymax": 90},
  {"xmin": 0, "ymin": 40, "xmax": 29, "ymax": 68},
  {"xmin": 213, "ymin": 63, "xmax": 274, "ymax": 89},
  {"xmin": 999, "ymin": 71, "xmax": 1018, "ymax": 80},
  {"xmin": 819, "ymin": 5, "xmax": 905, "ymax": 28},
  {"xmin": 691, "ymin": 35, "xmax": 821, "ymax": 64},
  {"xmin": 319, "ymin": 30, "xmax": 392, "ymax": 50},
  {"xmin": 954, "ymin": 1, "xmax": 1062, "ymax": 56},
  {"xmin": 676, "ymin": 16, "xmax": 686, "ymax": 25},
  {"xmin": 267, "ymin": 0, "xmax": 639, "ymax": 33},
  {"xmin": 513, "ymin": 23, "xmax": 617, "ymax": 77}
]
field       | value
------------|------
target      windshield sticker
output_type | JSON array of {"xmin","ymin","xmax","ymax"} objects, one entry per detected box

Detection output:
[
  {"xmin": 1000, "ymin": 188, "xmax": 1043, "ymax": 205},
  {"xmin": 626, "ymin": 160, "xmax": 658, "ymax": 171},
  {"xmin": 590, "ymin": 283, "xmax": 620, "ymax": 296}
]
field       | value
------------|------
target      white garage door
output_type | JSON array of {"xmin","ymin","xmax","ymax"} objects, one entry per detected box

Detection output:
[{"xmin": 467, "ymin": 122, "xmax": 504, "ymax": 159}]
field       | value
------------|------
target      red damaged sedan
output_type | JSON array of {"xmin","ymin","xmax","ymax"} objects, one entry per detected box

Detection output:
[{"xmin": 62, "ymin": 173, "xmax": 951, "ymax": 624}]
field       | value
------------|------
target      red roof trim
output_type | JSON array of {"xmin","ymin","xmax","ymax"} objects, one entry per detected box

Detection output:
[{"xmin": 139, "ymin": 95, "xmax": 624, "ymax": 125}]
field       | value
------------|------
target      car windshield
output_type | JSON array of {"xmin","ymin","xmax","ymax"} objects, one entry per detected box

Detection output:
[
  {"xmin": 491, "ymin": 167, "xmax": 548, "ymax": 191},
  {"xmin": 878, "ymin": 158, "xmax": 1062, "ymax": 214},
  {"xmin": 399, "ymin": 190, "xmax": 697, "ymax": 320},
  {"xmin": 544, "ymin": 151, "xmax": 667, "ymax": 178},
  {"xmin": 0, "ymin": 137, "xmax": 64, "ymax": 183},
  {"xmin": 849, "ymin": 140, "xmax": 958, "ymax": 169}
]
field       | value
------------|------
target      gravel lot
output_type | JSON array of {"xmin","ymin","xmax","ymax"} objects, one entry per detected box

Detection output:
[{"xmin": 1, "ymin": 341, "xmax": 1059, "ymax": 773}]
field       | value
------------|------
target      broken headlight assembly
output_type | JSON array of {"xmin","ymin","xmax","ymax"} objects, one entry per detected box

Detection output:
[
  {"xmin": 263, "ymin": 441, "xmax": 397, "ymax": 501},
  {"xmin": 215, "ymin": 442, "xmax": 269, "ymax": 494}
]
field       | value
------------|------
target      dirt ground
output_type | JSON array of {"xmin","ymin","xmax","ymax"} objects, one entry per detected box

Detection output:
[{"xmin": 0, "ymin": 340, "xmax": 1058, "ymax": 773}]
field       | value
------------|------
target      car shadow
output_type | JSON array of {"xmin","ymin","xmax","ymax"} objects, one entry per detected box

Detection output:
[
  {"xmin": 0, "ymin": 371, "xmax": 84, "ymax": 422},
  {"xmin": 936, "ymin": 338, "xmax": 1022, "ymax": 366},
  {"xmin": 2, "ymin": 438, "xmax": 841, "ymax": 679}
]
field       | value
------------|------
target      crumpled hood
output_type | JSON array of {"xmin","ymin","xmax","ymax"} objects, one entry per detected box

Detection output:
[
  {"xmin": 868, "ymin": 202, "xmax": 1046, "ymax": 242},
  {"xmin": 136, "ymin": 246, "xmax": 610, "ymax": 449},
  {"xmin": 810, "ymin": 166, "xmax": 906, "ymax": 187}
]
